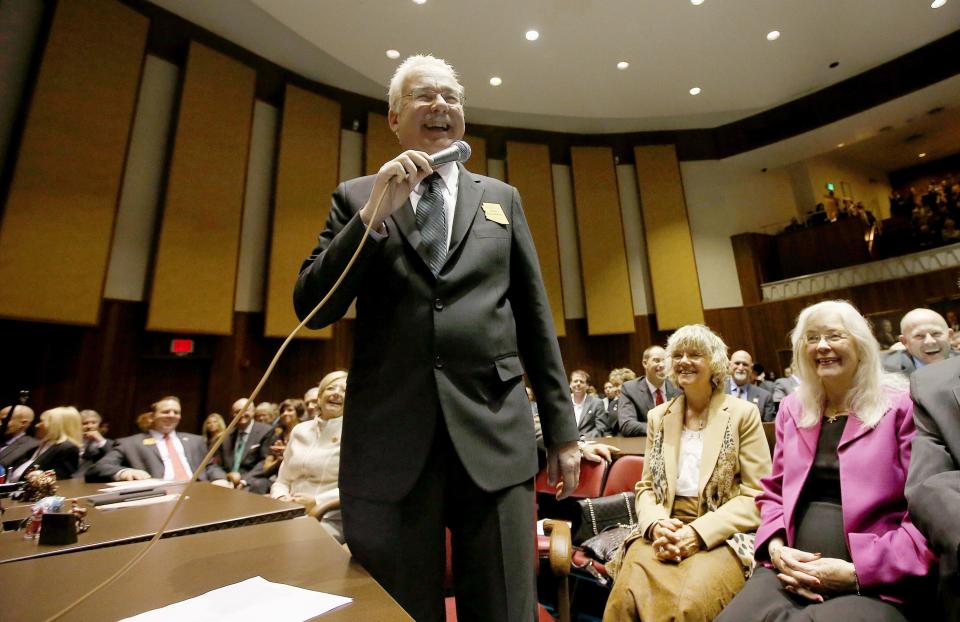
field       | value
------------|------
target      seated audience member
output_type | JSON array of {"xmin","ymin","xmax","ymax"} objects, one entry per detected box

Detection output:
[
  {"xmin": 753, "ymin": 363, "xmax": 776, "ymax": 395},
  {"xmin": 876, "ymin": 319, "xmax": 898, "ymax": 349},
  {"xmin": 570, "ymin": 369, "xmax": 605, "ymax": 438},
  {"xmin": 202, "ymin": 413, "xmax": 226, "ymax": 452},
  {"xmin": 254, "ymin": 401, "xmax": 278, "ymax": 425},
  {"xmin": 303, "ymin": 386, "xmax": 320, "ymax": 421},
  {"xmin": 906, "ymin": 355, "xmax": 960, "ymax": 620},
  {"xmin": 0, "ymin": 405, "xmax": 38, "ymax": 472},
  {"xmin": 618, "ymin": 346, "xmax": 680, "ymax": 437},
  {"xmin": 716, "ymin": 300, "xmax": 935, "ymax": 622},
  {"xmin": 219, "ymin": 398, "xmax": 273, "ymax": 493},
  {"xmin": 259, "ymin": 398, "xmax": 304, "ymax": 478},
  {"xmin": 9, "ymin": 406, "xmax": 83, "ymax": 481},
  {"xmin": 135, "ymin": 411, "xmax": 153, "ymax": 433},
  {"xmin": 727, "ymin": 350, "xmax": 776, "ymax": 422},
  {"xmin": 602, "ymin": 380, "xmax": 620, "ymax": 433},
  {"xmin": 772, "ymin": 366, "xmax": 800, "ymax": 410},
  {"xmin": 883, "ymin": 308, "xmax": 952, "ymax": 376},
  {"xmin": 604, "ymin": 325, "xmax": 771, "ymax": 621},
  {"xmin": 77, "ymin": 409, "xmax": 112, "ymax": 476},
  {"xmin": 87, "ymin": 396, "xmax": 227, "ymax": 483},
  {"xmin": 272, "ymin": 371, "xmax": 348, "ymax": 542}
]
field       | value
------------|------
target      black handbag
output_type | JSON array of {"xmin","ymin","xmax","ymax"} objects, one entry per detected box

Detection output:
[
  {"xmin": 580, "ymin": 524, "xmax": 633, "ymax": 563},
  {"xmin": 573, "ymin": 491, "xmax": 636, "ymax": 545}
]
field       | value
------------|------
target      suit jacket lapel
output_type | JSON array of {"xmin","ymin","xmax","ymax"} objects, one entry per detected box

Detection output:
[
  {"xmin": 698, "ymin": 393, "xmax": 731, "ymax": 493},
  {"xmin": 837, "ymin": 413, "xmax": 872, "ymax": 450},
  {"xmin": 444, "ymin": 165, "xmax": 483, "ymax": 268},
  {"xmin": 662, "ymin": 396, "xmax": 683, "ymax": 505},
  {"xmin": 388, "ymin": 198, "xmax": 435, "ymax": 274}
]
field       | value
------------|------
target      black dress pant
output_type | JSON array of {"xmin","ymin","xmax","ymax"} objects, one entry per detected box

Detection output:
[{"xmin": 342, "ymin": 419, "xmax": 536, "ymax": 622}]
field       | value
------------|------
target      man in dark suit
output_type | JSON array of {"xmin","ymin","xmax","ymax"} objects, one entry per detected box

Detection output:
[
  {"xmin": 218, "ymin": 398, "xmax": 273, "ymax": 493},
  {"xmin": 727, "ymin": 350, "xmax": 776, "ymax": 422},
  {"xmin": 0, "ymin": 405, "xmax": 38, "ymax": 473},
  {"xmin": 76, "ymin": 409, "xmax": 112, "ymax": 478},
  {"xmin": 293, "ymin": 54, "xmax": 579, "ymax": 622},
  {"xmin": 772, "ymin": 366, "xmax": 800, "ymax": 410},
  {"xmin": 86, "ymin": 396, "xmax": 227, "ymax": 483},
  {"xmin": 570, "ymin": 369, "xmax": 604, "ymax": 438},
  {"xmin": 883, "ymin": 308, "xmax": 952, "ymax": 377},
  {"xmin": 618, "ymin": 346, "xmax": 680, "ymax": 437},
  {"xmin": 906, "ymin": 355, "xmax": 960, "ymax": 620}
]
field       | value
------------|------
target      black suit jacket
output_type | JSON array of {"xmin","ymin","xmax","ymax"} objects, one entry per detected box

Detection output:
[
  {"xmin": 726, "ymin": 382, "xmax": 777, "ymax": 422},
  {"xmin": 618, "ymin": 378, "xmax": 680, "ymax": 437},
  {"xmin": 20, "ymin": 441, "xmax": 80, "ymax": 481},
  {"xmin": 218, "ymin": 421, "xmax": 273, "ymax": 474},
  {"xmin": 574, "ymin": 394, "xmax": 605, "ymax": 438},
  {"xmin": 86, "ymin": 432, "xmax": 225, "ymax": 482},
  {"xmin": 906, "ymin": 356, "xmax": 960, "ymax": 620},
  {"xmin": 0, "ymin": 434, "xmax": 40, "ymax": 471},
  {"xmin": 294, "ymin": 166, "xmax": 578, "ymax": 502}
]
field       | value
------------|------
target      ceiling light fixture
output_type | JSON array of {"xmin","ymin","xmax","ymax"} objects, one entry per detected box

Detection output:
[
  {"xmin": 617, "ymin": 61, "xmax": 630, "ymax": 70},
  {"xmin": 691, "ymin": 0, "xmax": 705, "ymax": 5},
  {"xmin": 931, "ymin": 0, "xmax": 947, "ymax": 8},
  {"xmin": 689, "ymin": 87, "xmax": 701, "ymax": 95},
  {"xmin": 837, "ymin": 143, "xmax": 845, "ymax": 148},
  {"xmin": 766, "ymin": 30, "xmax": 780, "ymax": 41},
  {"xmin": 489, "ymin": 76, "xmax": 502, "ymax": 86},
  {"xmin": 525, "ymin": 30, "xmax": 539, "ymax": 41},
  {"xmin": 412, "ymin": 0, "xmax": 427, "ymax": 4},
  {"xmin": 386, "ymin": 49, "xmax": 400, "ymax": 59},
  {"xmin": 919, "ymin": 152, "xmax": 927, "ymax": 158}
]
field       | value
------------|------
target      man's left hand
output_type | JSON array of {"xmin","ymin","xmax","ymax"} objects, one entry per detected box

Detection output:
[{"xmin": 546, "ymin": 440, "xmax": 580, "ymax": 500}]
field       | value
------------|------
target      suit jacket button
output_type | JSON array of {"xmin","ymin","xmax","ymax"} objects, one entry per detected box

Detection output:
[
  {"xmin": 434, "ymin": 356, "xmax": 444, "ymax": 369},
  {"xmin": 434, "ymin": 298, "xmax": 443, "ymax": 311}
]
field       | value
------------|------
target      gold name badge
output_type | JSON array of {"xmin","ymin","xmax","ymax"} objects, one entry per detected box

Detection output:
[
  {"xmin": 143, "ymin": 437, "xmax": 157, "ymax": 446},
  {"xmin": 481, "ymin": 202, "xmax": 509, "ymax": 225}
]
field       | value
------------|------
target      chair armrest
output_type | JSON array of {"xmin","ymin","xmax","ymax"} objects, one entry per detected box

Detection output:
[
  {"xmin": 542, "ymin": 519, "xmax": 573, "ymax": 578},
  {"xmin": 309, "ymin": 496, "xmax": 341, "ymax": 520}
]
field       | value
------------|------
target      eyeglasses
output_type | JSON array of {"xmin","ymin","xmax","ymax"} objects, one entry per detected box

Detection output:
[
  {"xmin": 671, "ymin": 352, "xmax": 704, "ymax": 362},
  {"xmin": 804, "ymin": 332, "xmax": 849, "ymax": 345},
  {"xmin": 402, "ymin": 88, "xmax": 463, "ymax": 107}
]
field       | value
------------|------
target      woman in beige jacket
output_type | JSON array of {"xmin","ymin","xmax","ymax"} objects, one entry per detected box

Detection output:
[{"xmin": 604, "ymin": 324, "xmax": 772, "ymax": 622}]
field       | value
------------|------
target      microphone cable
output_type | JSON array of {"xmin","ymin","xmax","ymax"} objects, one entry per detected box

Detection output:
[{"xmin": 43, "ymin": 179, "xmax": 396, "ymax": 622}]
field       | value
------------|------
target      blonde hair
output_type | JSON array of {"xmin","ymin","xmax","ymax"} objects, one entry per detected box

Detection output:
[
  {"xmin": 203, "ymin": 413, "xmax": 226, "ymax": 444},
  {"xmin": 318, "ymin": 370, "xmax": 348, "ymax": 396},
  {"xmin": 790, "ymin": 300, "xmax": 907, "ymax": 428},
  {"xmin": 40, "ymin": 406, "xmax": 83, "ymax": 448},
  {"xmin": 664, "ymin": 324, "xmax": 730, "ymax": 395},
  {"xmin": 387, "ymin": 54, "xmax": 463, "ymax": 114}
]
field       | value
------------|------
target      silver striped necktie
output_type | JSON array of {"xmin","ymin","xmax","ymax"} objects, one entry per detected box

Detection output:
[{"xmin": 416, "ymin": 173, "xmax": 447, "ymax": 275}]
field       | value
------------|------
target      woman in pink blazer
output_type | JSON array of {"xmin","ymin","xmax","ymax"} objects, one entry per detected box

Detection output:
[{"xmin": 717, "ymin": 300, "xmax": 935, "ymax": 621}]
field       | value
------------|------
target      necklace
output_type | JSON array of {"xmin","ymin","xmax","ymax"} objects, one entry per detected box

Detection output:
[{"xmin": 824, "ymin": 406, "xmax": 847, "ymax": 423}]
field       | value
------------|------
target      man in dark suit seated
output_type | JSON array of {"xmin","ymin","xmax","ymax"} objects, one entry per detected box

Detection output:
[
  {"xmin": 0, "ymin": 405, "xmax": 38, "ymax": 474},
  {"xmin": 570, "ymin": 369, "xmax": 604, "ymax": 438},
  {"xmin": 86, "ymin": 396, "xmax": 227, "ymax": 484},
  {"xmin": 218, "ymin": 398, "xmax": 273, "ymax": 493},
  {"xmin": 76, "ymin": 409, "xmax": 112, "ymax": 477},
  {"xmin": 618, "ymin": 346, "xmax": 680, "ymax": 437},
  {"xmin": 883, "ymin": 308, "xmax": 952, "ymax": 377},
  {"xmin": 906, "ymin": 355, "xmax": 960, "ymax": 620},
  {"xmin": 726, "ymin": 350, "xmax": 776, "ymax": 422}
]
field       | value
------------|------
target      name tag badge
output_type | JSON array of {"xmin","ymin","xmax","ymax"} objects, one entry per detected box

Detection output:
[
  {"xmin": 482, "ymin": 202, "xmax": 509, "ymax": 225},
  {"xmin": 143, "ymin": 437, "xmax": 156, "ymax": 446},
  {"xmin": 752, "ymin": 397, "xmax": 759, "ymax": 403}
]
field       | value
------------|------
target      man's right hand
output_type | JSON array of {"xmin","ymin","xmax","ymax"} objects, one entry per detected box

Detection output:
[
  {"xmin": 359, "ymin": 151, "xmax": 434, "ymax": 231},
  {"xmin": 546, "ymin": 440, "xmax": 581, "ymax": 500},
  {"xmin": 117, "ymin": 469, "xmax": 150, "ymax": 481}
]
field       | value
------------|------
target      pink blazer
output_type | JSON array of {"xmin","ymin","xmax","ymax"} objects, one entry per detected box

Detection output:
[{"xmin": 755, "ymin": 391, "xmax": 935, "ymax": 604}]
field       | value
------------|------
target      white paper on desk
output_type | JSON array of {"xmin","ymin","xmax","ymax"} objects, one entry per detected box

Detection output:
[{"xmin": 119, "ymin": 576, "xmax": 352, "ymax": 622}]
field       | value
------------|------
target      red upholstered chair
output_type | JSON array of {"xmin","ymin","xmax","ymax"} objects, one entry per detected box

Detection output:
[
  {"xmin": 534, "ymin": 458, "xmax": 607, "ymax": 498},
  {"xmin": 600, "ymin": 455, "xmax": 644, "ymax": 496}
]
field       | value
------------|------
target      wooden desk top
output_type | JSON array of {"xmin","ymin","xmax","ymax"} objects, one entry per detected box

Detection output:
[
  {"xmin": 598, "ymin": 435, "xmax": 646, "ymax": 456},
  {"xmin": 0, "ymin": 517, "xmax": 412, "ymax": 621},
  {"xmin": 0, "ymin": 482, "xmax": 303, "ymax": 564}
]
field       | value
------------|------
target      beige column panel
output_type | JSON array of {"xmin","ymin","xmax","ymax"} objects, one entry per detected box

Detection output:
[
  {"xmin": 147, "ymin": 43, "xmax": 255, "ymax": 334},
  {"xmin": 634, "ymin": 145, "xmax": 704, "ymax": 330},
  {"xmin": 0, "ymin": 0, "xmax": 147, "ymax": 324},
  {"xmin": 463, "ymin": 134, "xmax": 486, "ymax": 176},
  {"xmin": 265, "ymin": 85, "xmax": 341, "ymax": 338},
  {"xmin": 505, "ymin": 142, "xmax": 565, "ymax": 336},
  {"xmin": 365, "ymin": 112, "xmax": 396, "ymax": 176},
  {"xmin": 570, "ymin": 146, "xmax": 635, "ymax": 335}
]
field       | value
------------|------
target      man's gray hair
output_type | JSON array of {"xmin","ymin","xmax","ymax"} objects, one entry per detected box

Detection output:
[{"xmin": 387, "ymin": 54, "xmax": 463, "ymax": 115}]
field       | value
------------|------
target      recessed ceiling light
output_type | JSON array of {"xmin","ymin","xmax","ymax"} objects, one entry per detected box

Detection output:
[
  {"xmin": 931, "ymin": 0, "xmax": 947, "ymax": 8},
  {"xmin": 837, "ymin": 143, "xmax": 845, "ymax": 148},
  {"xmin": 412, "ymin": 0, "xmax": 427, "ymax": 4},
  {"xmin": 525, "ymin": 30, "xmax": 539, "ymax": 41},
  {"xmin": 690, "ymin": 0, "xmax": 705, "ymax": 5},
  {"xmin": 919, "ymin": 152, "xmax": 928, "ymax": 158},
  {"xmin": 386, "ymin": 49, "xmax": 400, "ymax": 59},
  {"xmin": 689, "ymin": 87, "xmax": 701, "ymax": 95},
  {"xmin": 617, "ymin": 61, "xmax": 630, "ymax": 70},
  {"xmin": 489, "ymin": 76, "xmax": 502, "ymax": 86},
  {"xmin": 766, "ymin": 30, "xmax": 780, "ymax": 41}
]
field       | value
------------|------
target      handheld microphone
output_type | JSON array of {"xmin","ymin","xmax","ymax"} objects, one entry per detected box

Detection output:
[{"xmin": 428, "ymin": 140, "xmax": 472, "ymax": 167}]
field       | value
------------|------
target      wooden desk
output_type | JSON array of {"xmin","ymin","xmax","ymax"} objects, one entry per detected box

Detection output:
[
  {"xmin": 598, "ymin": 436, "xmax": 646, "ymax": 456},
  {"xmin": 0, "ymin": 517, "xmax": 412, "ymax": 621},
  {"xmin": 0, "ymin": 482, "xmax": 303, "ymax": 564}
]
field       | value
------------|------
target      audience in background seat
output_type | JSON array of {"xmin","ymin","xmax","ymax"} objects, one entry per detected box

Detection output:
[
  {"xmin": 76, "ymin": 409, "xmax": 112, "ymax": 477},
  {"xmin": 256, "ymin": 398, "xmax": 304, "ymax": 481},
  {"xmin": 202, "ymin": 412, "xmax": 227, "ymax": 458},
  {"xmin": 726, "ymin": 350, "xmax": 776, "ymax": 422},
  {"xmin": 772, "ymin": 366, "xmax": 800, "ymax": 411},
  {"xmin": 717, "ymin": 300, "xmax": 934, "ymax": 622},
  {"xmin": 570, "ymin": 369, "xmax": 605, "ymax": 438},
  {"xmin": 0, "ymin": 405, "xmax": 38, "ymax": 475},
  {"xmin": 906, "ymin": 354, "xmax": 960, "ymax": 621},
  {"xmin": 302, "ymin": 385, "xmax": 320, "ymax": 421},
  {"xmin": 271, "ymin": 371, "xmax": 348, "ymax": 542},
  {"xmin": 883, "ymin": 308, "xmax": 952, "ymax": 377},
  {"xmin": 8, "ymin": 406, "xmax": 82, "ymax": 482},
  {"xmin": 618, "ymin": 346, "xmax": 680, "ymax": 438},
  {"xmin": 218, "ymin": 398, "xmax": 274, "ymax": 493},
  {"xmin": 604, "ymin": 325, "xmax": 771, "ymax": 622}
]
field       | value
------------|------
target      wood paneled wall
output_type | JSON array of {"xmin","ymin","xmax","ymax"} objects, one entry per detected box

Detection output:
[{"xmin": 0, "ymin": 0, "xmax": 147, "ymax": 325}]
